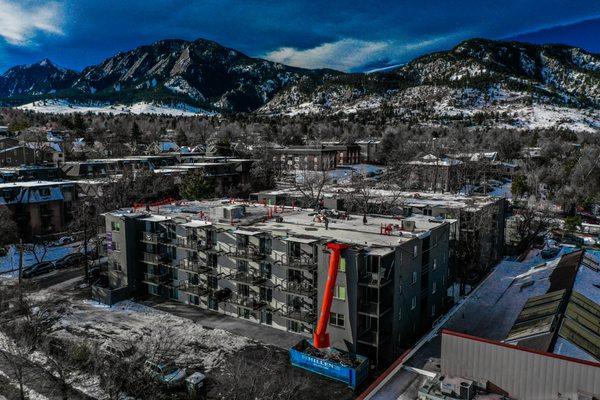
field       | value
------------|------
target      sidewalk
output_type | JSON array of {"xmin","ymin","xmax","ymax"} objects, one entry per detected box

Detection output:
[{"xmin": 147, "ymin": 299, "xmax": 302, "ymax": 349}]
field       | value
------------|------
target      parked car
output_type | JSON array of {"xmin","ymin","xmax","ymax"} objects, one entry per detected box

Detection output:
[
  {"xmin": 101, "ymin": 342, "xmax": 136, "ymax": 360},
  {"xmin": 541, "ymin": 247, "xmax": 560, "ymax": 259},
  {"xmin": 22, "ymin": 261, "xmax": 55, "ymax": 278},
  {"xmin": 55, "ymin": 236, "xmax": 75, "ymax": 246},
  {"xmin": 54, "ymin": 253, "xmax": 85, "ymax": 269},
  {"xmin": 145, "ymin": 360, "xmax": 187, "ymax": 387}
]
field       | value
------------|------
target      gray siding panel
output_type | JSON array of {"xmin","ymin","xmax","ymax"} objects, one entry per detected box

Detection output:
[{"xmin": 441, "ymin": 331, "xmax": 600, "ymax": 399}]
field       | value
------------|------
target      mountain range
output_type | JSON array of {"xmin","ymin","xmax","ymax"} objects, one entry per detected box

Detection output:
[{"xmin": 1, "ymin": 37, "xmax": 598, "ymax": 131}]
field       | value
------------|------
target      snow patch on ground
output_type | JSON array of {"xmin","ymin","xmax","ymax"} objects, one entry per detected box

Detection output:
[
  {"xmin": 53, "ymin": 299, "xmax": 251, "ymax": 371},
  {"xmin": 17, "ymin": 99, "xmax": 217, "ymax": 116}
]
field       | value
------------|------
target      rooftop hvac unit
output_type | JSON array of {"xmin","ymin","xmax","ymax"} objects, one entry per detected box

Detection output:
[
  {"xmin": 221, "ymin": 205, "xmax": 245, "ymax": 220},
  {"xmin": 402, "ymin": 220, "xmax": 416, "ymax": 232},
  {"xmin": 459, "ymin": 380, "xmax": 475, "ymax": 400}
]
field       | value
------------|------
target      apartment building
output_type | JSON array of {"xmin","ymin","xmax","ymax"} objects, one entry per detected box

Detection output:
[
  {"xmin": 0, "ymin": 180, "xmax": 77, "ymax": 239},
  {"xmin": 273, "ymin": 144, "xmax": 361, "ymax": 171},
  {"xmin": 404, "ymin": 154, "xmax": 464, "ymax": 193},
  {"xmin": 0, "ymin": 166, "xmax": 61, "ymax": 182},
  {"xmin": 251, "ymin": 187, "xmax": 507, "ymax": 288},
  {"xmin": 96, "ymin": 201, "xmax": 452, "ymax": 366}
]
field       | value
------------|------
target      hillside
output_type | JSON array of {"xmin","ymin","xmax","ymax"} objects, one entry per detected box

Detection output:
[{"xmin": 1, "ymin": 38, "xmax": 598, "ymax": 131}]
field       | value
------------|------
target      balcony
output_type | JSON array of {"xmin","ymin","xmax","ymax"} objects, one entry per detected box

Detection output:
[
  {"xmin": 179, "ymin": 282, "xmax": 210, "ymax": 297},
  {"xmin": 140, "ymin": 252, "xmax": 172, "ymax": 265},
  {"xmin": 280, "ymin": 308, "xmax": 316, "ymax": 324},
  {"xmin": 286, "ymin": 254, "xmax": 317, "ymax": 271},
  {"xmin": 178, "ymin": 259, "xmax": 214, "ymax": 274},
  {"xmin": 280, "ymin": 281, "xmax": 316, "ymax": 298},
  {"xmin": 357, "ymin": 329, "xmax": 378, "ymax": 346},
  {"xmin": 228, "ymin": 293, "xmax": 267, "ymax": 310},
  {"xmin": 358, "ymin": 301, "xmax": 392, "ymax": 317},
  {"xmin": 177, "ymin": 237, "xmax": 213, "ymax": 252},
  {"xmin": 228, "ymin": 272, "xmax": 267, "ymax": 286},
  {"xmin": 230, "ymin": 246, "xmax": 266, "ymax": 261},
  {"xmin": 141, "ymin": 232, "xmax": 173, "ymax": 244},
  {"xmin": 142, "ymin": 272, "xmax": 170, "ymax": 285},
  {"xmin": 358, "ymin": 272, "xmax": 392, "ymax": 287}
]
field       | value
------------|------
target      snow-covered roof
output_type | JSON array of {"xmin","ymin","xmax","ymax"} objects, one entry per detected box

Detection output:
[
  {"xmin": 140, "ymin": 215, "xmax": 172, "ymax": 223},
  {"xmin": 181, "ymin": 220, "xmax": 212, "ymax": 228},
  {"xmin": 572, "ymin": 251, "xmax": 600, "ymax": 305},
  {"xmin": 159, "ymin": 141, "xmax": 180, "ymax": 152}
]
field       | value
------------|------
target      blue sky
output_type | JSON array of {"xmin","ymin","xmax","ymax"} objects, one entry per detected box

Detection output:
[{"xmin": 1, "ymin": 1, "xmax": 599, "ymax": 73}]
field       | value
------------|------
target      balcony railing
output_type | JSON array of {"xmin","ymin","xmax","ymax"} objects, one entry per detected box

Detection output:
[
  {"xmin": 359, "ymin": 271, "xmax": 392, "ymax": 286},
  {"xmin": 357, "ymin": 329, "xmax": 378, "ymax": 346},
  {"xmin": 230, "ymin": 246, "xmax": 267, "ymax": 261},
  {"xmin": 357, "ymin": 301, "xmax": 392, "ymax": 316},
  {"xmin": 141, "ymin": 232, "xmax": 174, "ymax": 244},
  {"xmin": 280, "ymin": 281, "xmax": 316, "ymax": 298},
  {"xmin": 228, "ymin": 272, "xmax": 267, "ymax": 286},
  {"xmin": 141, "ymin": 252, "xmax": 172, "ymax": 265},
  {"xmin": 286, "ymin": 254, "xmax": 317, "ymax": 270},
  {"xmin": 178, "ymin": 259, "xmax": 214, "ymax": 274},
  {"xmin": 177, "ymin": 237, "xmax": 214, "ymax": 251},
  {"xmin": 143, "ymin": 272, "xmax": 169, "ymax": 285},
  {"xmin": 179, "ymin": 282, "xmax": 210, "ymax": 297},
  {"xmin": 279, "ymin": 307, "xmax": 316, "ymax": 324},
  {"xmin": 228, "ymin": 293, "xmax": 267, "ymax": 310}
]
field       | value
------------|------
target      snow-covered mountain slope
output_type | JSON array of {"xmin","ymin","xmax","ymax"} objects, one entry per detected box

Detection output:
[
  {"xmin": 17, "ymin": 99, "xmax": 216, "ymax": 116},
  {"xmin": 0, "ymin": 59, "xmax": 78, "ymax": 98},
  {"xmin": 260, "ymin": 39, "xmax": 600, "ymax": 131},
  {"xmin": 66, "ymin": 38, "xmax": 335, "ymax": 113},
  {"xmin": 1, "ymin": 37, "xmax": 599, "ymax": 131}
]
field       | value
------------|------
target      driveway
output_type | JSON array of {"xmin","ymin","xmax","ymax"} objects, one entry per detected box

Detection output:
[{"xmin": 148, "ymin": 299, "xmax": 302, "ymax": 349}]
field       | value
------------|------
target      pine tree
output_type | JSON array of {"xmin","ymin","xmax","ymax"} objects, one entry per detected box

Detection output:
[{"xmin": 181, "ymin": 171, "xmax": 213, "ymax": 200}]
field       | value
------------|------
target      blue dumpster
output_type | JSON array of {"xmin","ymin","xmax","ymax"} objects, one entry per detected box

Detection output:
[{"xmin": 290, "ymin": 339, "xmax": 369, "ymax": 389}]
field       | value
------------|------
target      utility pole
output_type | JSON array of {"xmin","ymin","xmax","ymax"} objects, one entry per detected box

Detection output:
[
  {"xmin": 83, "ymin": 201, "xmax": 90, "ymax": 282},
  {"xmin": 18, "ymin": 239, "xmax": 23, "ymax": 306}
]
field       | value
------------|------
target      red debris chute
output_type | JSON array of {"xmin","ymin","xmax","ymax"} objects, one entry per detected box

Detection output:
[{"xmin": 313, "ymin": 242, "xmax": 349, "ymax": 349}]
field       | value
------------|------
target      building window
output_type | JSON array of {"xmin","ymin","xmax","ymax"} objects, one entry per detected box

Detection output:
[
  {"xmin": 262, "ymin": 311, "xmax": 272, "ymax": 325},
  {"xmin": 432, "ymin": 281, "xmax": 437, "ymax": 294},
  {"xmin": 208, "ymin": 297, "xmax": 218, "ymax": 310},
  {"xmin": 339, "ymin": 258, "xmax": 346, "ymax": 273},
  {"xmin": 289, "ymin": 321, "xmax": 301, "ymax": 332},
  {"xmin": 238, "ymin": 284, "xmax": 250, "ymax": 297},
  {"xmin": 260, "ymin": 262, "xmax": 272, "ymax": 279},
  {"xmin": 398, "ymin": 308, "xmax": 402, "ymax": 321},
  {"xmin": 411, "ymin": 297, "xmax": 416, "ymax": 310},
  {"xmin": 433, "ymin": 259, "xmax": 437, "ymax": 270},
  {"xmin": 334, "ymin": 285, "xmax": 346, "ymax": 300},
  {"xmin": 260, "ymin": 287, "xmax": 272, "ymax": 302},
  {"xmin": 330, "ymin": 312, "xmax": 345, "ymax": 328},
  {"xmin": 412, "ymin": 271, "xmax": 417, "ymax": 285},
  {"xmin": 237, "ymin": 260, "xmax": 248, "ymax": 272},
  {"xmin": 413, "ymin": 245, "xmax": 418, "ymax": 258},
  {"xmin": 110, "ymin": 221, "xmax": 121, "ymax": 232},
  {"xmin": 148, "ymin": 284, "xmax": 158, "ymax": 295},
  {"xmin": 432, "ymin": 304, "xmax": 436, "ymax": 317}
]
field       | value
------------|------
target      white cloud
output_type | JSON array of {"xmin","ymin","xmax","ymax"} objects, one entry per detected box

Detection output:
[
  {"xmin": 264, "ymin": 39, "xmax": 389, "ymax": 71},
  {"xmin": 0, "ymin": 0, "xmax": 64, "ymax": 46},
  {"xmin": 263, "ymin": 34, "xmax": 466, "ymax": 71}
]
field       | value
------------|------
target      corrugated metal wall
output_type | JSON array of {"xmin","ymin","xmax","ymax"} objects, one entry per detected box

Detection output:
[{"xmin": 441, "ymin": 331, "xmax": 600, "ymax": 399}]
